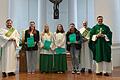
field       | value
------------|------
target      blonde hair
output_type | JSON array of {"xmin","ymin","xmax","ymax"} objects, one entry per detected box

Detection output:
[{"xmin": 42, "ymin": 24, "xmax": 50, "ymax": 36}]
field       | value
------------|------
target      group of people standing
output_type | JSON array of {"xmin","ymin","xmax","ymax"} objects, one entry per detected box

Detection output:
[{"xmin": 0, "ymin": 15, "xmax": 112, "ymax": 78}]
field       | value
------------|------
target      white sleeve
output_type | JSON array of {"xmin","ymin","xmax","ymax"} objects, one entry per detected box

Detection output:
[
  {"xmin": 50, "ymin": 33, "xmax": 54, "ymax": 48},
  {"xmin": 92, "ymin": 35, "xmax": 97, "ymax": 41},
  {"xmin": 40, "ymin": 33, "xmax": 44, "ymax": 48},
  {"xmin": 59, "ymin": 33, "xmax": 65, "ymax": 47},
  {"xmin": 13, "ymin": 30, "xmax": 20, "ymax": 47},
  {"xmin": 104, "ymin": 35, "xmax": 110, "ymax": 41}
]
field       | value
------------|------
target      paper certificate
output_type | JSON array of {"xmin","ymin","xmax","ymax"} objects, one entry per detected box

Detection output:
[
  {"xmin": 44, "ymin": 40, "xmax": 51, "ymax": 50},
  {"xmin": 69, "ymin": 33, "xmax": 76, "ymax": 43},
  {"xmin": 55, "ymin": 48, "xmax": 66, "ymax": 54},
  {"xmin": 27, "ymin": 37, "xmax": 35, "ymax": 47}
]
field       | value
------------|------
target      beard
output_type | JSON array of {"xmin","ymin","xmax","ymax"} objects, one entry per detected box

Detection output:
[{"xmin": 6, "ymin": 25, "xmax": 12, "ymax": 28}]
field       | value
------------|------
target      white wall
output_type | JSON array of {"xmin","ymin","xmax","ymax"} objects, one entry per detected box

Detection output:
[
  {"xmin": 0, "ymin": 0, "xmax": 8, "ymax": 27},
  {"xmin": 94, "ymin": 0, "xmax": 120, "ymax": 43},
  {"xmin": 38, "ymin": 0, "xmax": 46, "ymax": 31},
  {"xmin": 9, "ymin": 0, "xmax": 38, "ymax": 32},
  {"xmin": 10, "ymin": 0, "xmax": 29, "ymax": 31},
  {"xmin": 77, "ymin": 0, "xmax": 87, "ymax": 29},
  {"xmin": 77, "ymin": 0, "xmax": 95, "ymax": 29},
  {"xmin": 68, "ymin": 0, "xmax": 77, "ymax": 28},
  {"xmin": 29, "ymin": 0, "xmax": 38, "ymax": 29}
]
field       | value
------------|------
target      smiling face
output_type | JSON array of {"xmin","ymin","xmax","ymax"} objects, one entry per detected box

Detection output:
[
  {"xmin": 44, "ymin": 24, "xmax": 49, "ymax": 33},
  {"xmin": 69, "ymin": 24, "xmax": 75, "ymax": 32},
  {"xmin": 97, "ymin": 16, "xmax": 103, "ymax": 25},
  {"xmin": 6, "ymin": 20, "xmax": 13, "ymax": 28},
  {"xmin": 82, "ymin": 21, "xmax": 87, "ymax": 28},
  {"xmin": 57, "ymin": 24, "xmax": 62, "ymax": 32},
  {"xmin": 30, "ymin": 22, "xmax": 35, "ymax": 30}
]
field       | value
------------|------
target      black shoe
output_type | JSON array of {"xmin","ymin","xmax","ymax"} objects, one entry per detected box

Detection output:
[
  {"xmin": 2, "ymin": 72, "xmax": 7, "ymax": 77},
  {"xmin": 8, "ymin": 72, "xmax": 16, "ymax": 76},
  {"xmin": 81, "ymin": 68, "xmax": 85, "ymax": 73},
  {"xmin": 88, "ymin": 69, "xmax": 92, "ymax": 74},
  {"xmin": 104, "ymin": 73, "xmax": 109, "ymax": 76},
  {"xmin": 96, "ymin": 72, "xmax": 102, "ymax": 76}
]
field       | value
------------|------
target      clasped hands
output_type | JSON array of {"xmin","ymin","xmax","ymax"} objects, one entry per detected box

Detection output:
[
  {"xmin": 67, "ymin": 41, "xmax": 79, "ymax": 45},
  {"xmin": 96, "ymin": 33, "xmax": 105, "ymax": 38},
  {"xmin": 9, "ymin": 38, "xmax": 16, "ymax": 41}
]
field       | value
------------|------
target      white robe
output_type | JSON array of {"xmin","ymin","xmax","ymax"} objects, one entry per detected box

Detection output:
[
  {"xmin": 80, "ymin": 27, "xmax": 93, "ymax": 69},
  {"xmin": 1, "ymin": 27, "xmax": 19, "ymax": 73},
  {"xmin": 53, "ymin": 32, "xmax": 66, "ymax": 49},
  {"xmin": 40, "ymin": 32, "xmax": 54, "ymax": 54},
  {"xmin": 80, "ymin": 41, "xmax": 93, "ymax": 69}
]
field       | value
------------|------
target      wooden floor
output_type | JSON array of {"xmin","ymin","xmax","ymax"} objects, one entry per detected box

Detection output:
[
  {"xmin": 1, "ymin": 71, "xmax": 120, "ymax": 80},
  {"xmin": 1, "ymin": 61, "xmax": 120, "ymax": 80}
]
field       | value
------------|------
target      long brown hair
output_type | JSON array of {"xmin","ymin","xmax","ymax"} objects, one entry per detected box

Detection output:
[
  {"xmin": 69, "ymin": 23, "xmax": 76, "ymax": 33},
  {"xmin": 56, "ymin": 24, "xmax": 65, "ymax": 33},
  {"xmin": 28, "ymin": 21, "xmax": 36, "ymax": 34}
]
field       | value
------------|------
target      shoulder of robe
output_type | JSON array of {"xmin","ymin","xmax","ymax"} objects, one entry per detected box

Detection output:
[
  {"xmin": 103, "ymin": 24, "xmax": 110, "ymax": 28},
  {"xmin": 54, "ymin": 32, "xmax": 56, "ymax": 35},
  {"xmin": 76, "ymin": 30, "xmax": 80, "ymax": 34},
  {"xmin": 49, "ymin": 32, "xmax": 53, "ymax": 35},
  {"xmin": 41, "ymin": 32, "xmax": 44, "ymax": 36},
  {"xmin": 87, "ymin": 27, "xmax": 91, "ymax": 30},
  {"xmin": 66, "ymin": 31, "xmax": 70, "ymax": 36},
  {"xmin": 91, "ymin": 25, "xmax": 97, "ymax": 30},
  {"xmin": 102, "ymin": 24, "xmax": 111, "ymax": 31},
  {"xmin": 61, "ymin": 32, "xmax": 65, "ymax": 34},
  {"xmin": 79, "ymin": 27, "xmax": 84, "ymax": 31},
  {"xmin": 25, "ymin": 29, "xmax": 29, "ymax": 32}
]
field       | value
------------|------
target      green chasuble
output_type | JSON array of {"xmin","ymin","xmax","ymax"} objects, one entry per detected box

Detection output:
[{"xmin": 89, "ymin": 24, "xmax": 112, "ymax": 62}]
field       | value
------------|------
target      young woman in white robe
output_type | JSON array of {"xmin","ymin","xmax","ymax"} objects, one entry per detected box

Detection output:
[
  {"xmin": 39, "ymin": 24, "xmax": 54, "ymax": 73},
  {"xmin": 53, "ymin": 24, "xmax": 67, "ymax": 73}
]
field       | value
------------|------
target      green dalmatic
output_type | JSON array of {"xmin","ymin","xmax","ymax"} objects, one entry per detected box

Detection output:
[{"xmin": 89, "ymin": 24, "xmax": 112, "ymax": 62}]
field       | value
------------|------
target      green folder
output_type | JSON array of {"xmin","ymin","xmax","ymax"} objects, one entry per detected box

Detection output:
[
  {"xmin": 44, "ymin": 40, "xmax": 51, "ymax": 50},
  {"xmin": 27, "ymin": 37, "xmax": 35, "ymax": 47},
  {"xmin": 55, "ymin": 48, "xmax": 66, "ymax": 54},
  {"xmin": 69, "ymin": 33, "xmax": 76, "ymax": 43}
]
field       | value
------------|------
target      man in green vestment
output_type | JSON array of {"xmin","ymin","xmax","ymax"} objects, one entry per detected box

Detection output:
[{"xmin": 89, "ymin": 16, "xmax": 112, "ymax": 76}]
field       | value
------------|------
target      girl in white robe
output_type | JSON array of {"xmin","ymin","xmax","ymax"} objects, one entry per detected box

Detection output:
[
  {"xmin": 53, "ymin": 24, "xmax": 67, "ymax": 73},
  {"xmin": 39, "ymin": 24, "xmax": 54, "ymax": 73}
]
